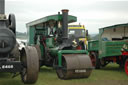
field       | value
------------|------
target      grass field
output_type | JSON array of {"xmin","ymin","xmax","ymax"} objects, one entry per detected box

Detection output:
[{"xmin": 0, "ymin": 63, "xmax": 128, "ymax": 85}]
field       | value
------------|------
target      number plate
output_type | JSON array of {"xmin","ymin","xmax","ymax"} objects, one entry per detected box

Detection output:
[
  {"xmin": 0, "ymin": 65, "xmax": 14, "ymax": 69},
  {"xmin": 75, "ymin": 69, "xmax": 86, "ymax": 73}
]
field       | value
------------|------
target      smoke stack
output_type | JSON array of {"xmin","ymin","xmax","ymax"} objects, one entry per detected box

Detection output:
[
  {"xmin": 0, "ymin": 0, "xmax": 5, "ymax": 14},
  {"xmin": 61, "ymin": 9, "xmax": 69, "ymax": 39}
]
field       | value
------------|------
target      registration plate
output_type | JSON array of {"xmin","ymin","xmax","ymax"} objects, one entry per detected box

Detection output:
[
  {"xmin": 0, "ymin": 65, "xmax": 14, "ymax": 69},
  {"xmin": 75, "ymin": 69, "xmax": 86, "ymax": 73}
]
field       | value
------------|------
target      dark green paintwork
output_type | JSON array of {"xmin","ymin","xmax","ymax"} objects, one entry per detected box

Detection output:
[
  {"xmin": 46, "ymin": 38, "xmax": 55, "ymax": 48},
  {"xmin": 27, "ymin": 26, "xmax": 35, "ymax": 45},
  {"xmin": 88, "ymin": 40, "xmax": 99, "ymax": 51},
  {"xmin": 99, "ymin": 40, "xmax": 128, "ymax": 58},
  {"xmin": 40, "ymin": 44, "xmax": 44, "ymax": 58}
]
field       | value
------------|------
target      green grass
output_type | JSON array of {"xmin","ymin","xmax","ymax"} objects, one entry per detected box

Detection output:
[{"xmin": 0, "ymin": 64, "xmax": 128, "ymax": 85}]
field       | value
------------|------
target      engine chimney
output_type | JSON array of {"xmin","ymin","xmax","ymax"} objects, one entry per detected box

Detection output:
[
  {"xmin": 0, "ymin": 0, "xmax": 5, "ymax": 14},
  {"xmin": 61, "ymin": 9, "xmax": 69, "ymax": 39}
]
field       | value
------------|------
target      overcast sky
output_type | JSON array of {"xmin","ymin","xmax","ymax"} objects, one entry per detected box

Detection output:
[{"xmin": 5, "ymin": 0, "xmax": 128, "ymax": 34}]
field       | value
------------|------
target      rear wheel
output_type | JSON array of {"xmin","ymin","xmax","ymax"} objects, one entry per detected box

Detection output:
[
  {"xmin": 20, "ymin": 46, "xmax": 39, "ymax": 84},
  {"xmin": 124, "ymin": 58, "xmax": 128, "ymax": 75},
  {"xmin": 89, "ymin": 52, "xmax": 101, "ymax": 69},
  {"xmin": 89, "ymin": 52, "xmax": 96, "ymax": 67}
]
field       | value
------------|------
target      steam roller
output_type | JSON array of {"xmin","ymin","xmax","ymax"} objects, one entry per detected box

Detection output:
[{"xmin": 26, "ymin": 9, "xmax": 93, "ymax": 79}]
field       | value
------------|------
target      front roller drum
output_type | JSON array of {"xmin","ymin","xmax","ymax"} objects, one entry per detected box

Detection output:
[
  {"xmin": 56, "ymin": 54, "xmax": 93, "ymax": 79},
  {"xmin": 21, "ymin": 46, "xmax": 39, "ymax": 84}
]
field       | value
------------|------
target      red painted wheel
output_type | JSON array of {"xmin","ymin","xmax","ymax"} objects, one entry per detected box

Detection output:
[
  {"xmin": 89, "ymin": 52, "xmax": 101, "ymax": 69},
  {"xmin": 89, "ymin": 52, "xmax": 96, "ymax": 67},
  {"xmin": 125, "ymin": 59, "xmax": 128, "ymax": 75}
]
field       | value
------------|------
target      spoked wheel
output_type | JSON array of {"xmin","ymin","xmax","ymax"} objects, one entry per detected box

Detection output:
[
  {"xmin": 56, "ymin": 54, "xmax": 93, "ymax": 79},
  {"xmin": 89, "ymin": 52, "xmax": 100, "ymax": 69},
  {"xmin": 125, "ymin": 58, "xmax": 128, "ymax": 75},
  {"xmin": 20, "ymin": 46, "xmax": 39, "ymax": 84},
  {"xmin": 89, "ymin": 52, "xmax": 96, "ymax": 67}
]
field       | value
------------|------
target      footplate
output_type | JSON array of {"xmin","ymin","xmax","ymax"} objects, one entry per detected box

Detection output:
[{"xmin": 56, "ymin": 54, "xmax": 93, "ymax": 79}]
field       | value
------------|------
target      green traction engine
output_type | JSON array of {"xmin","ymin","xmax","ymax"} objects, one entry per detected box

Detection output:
[{"xmin": 26, "ymin": 10, "xmax": 93, "ymax": 79}]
